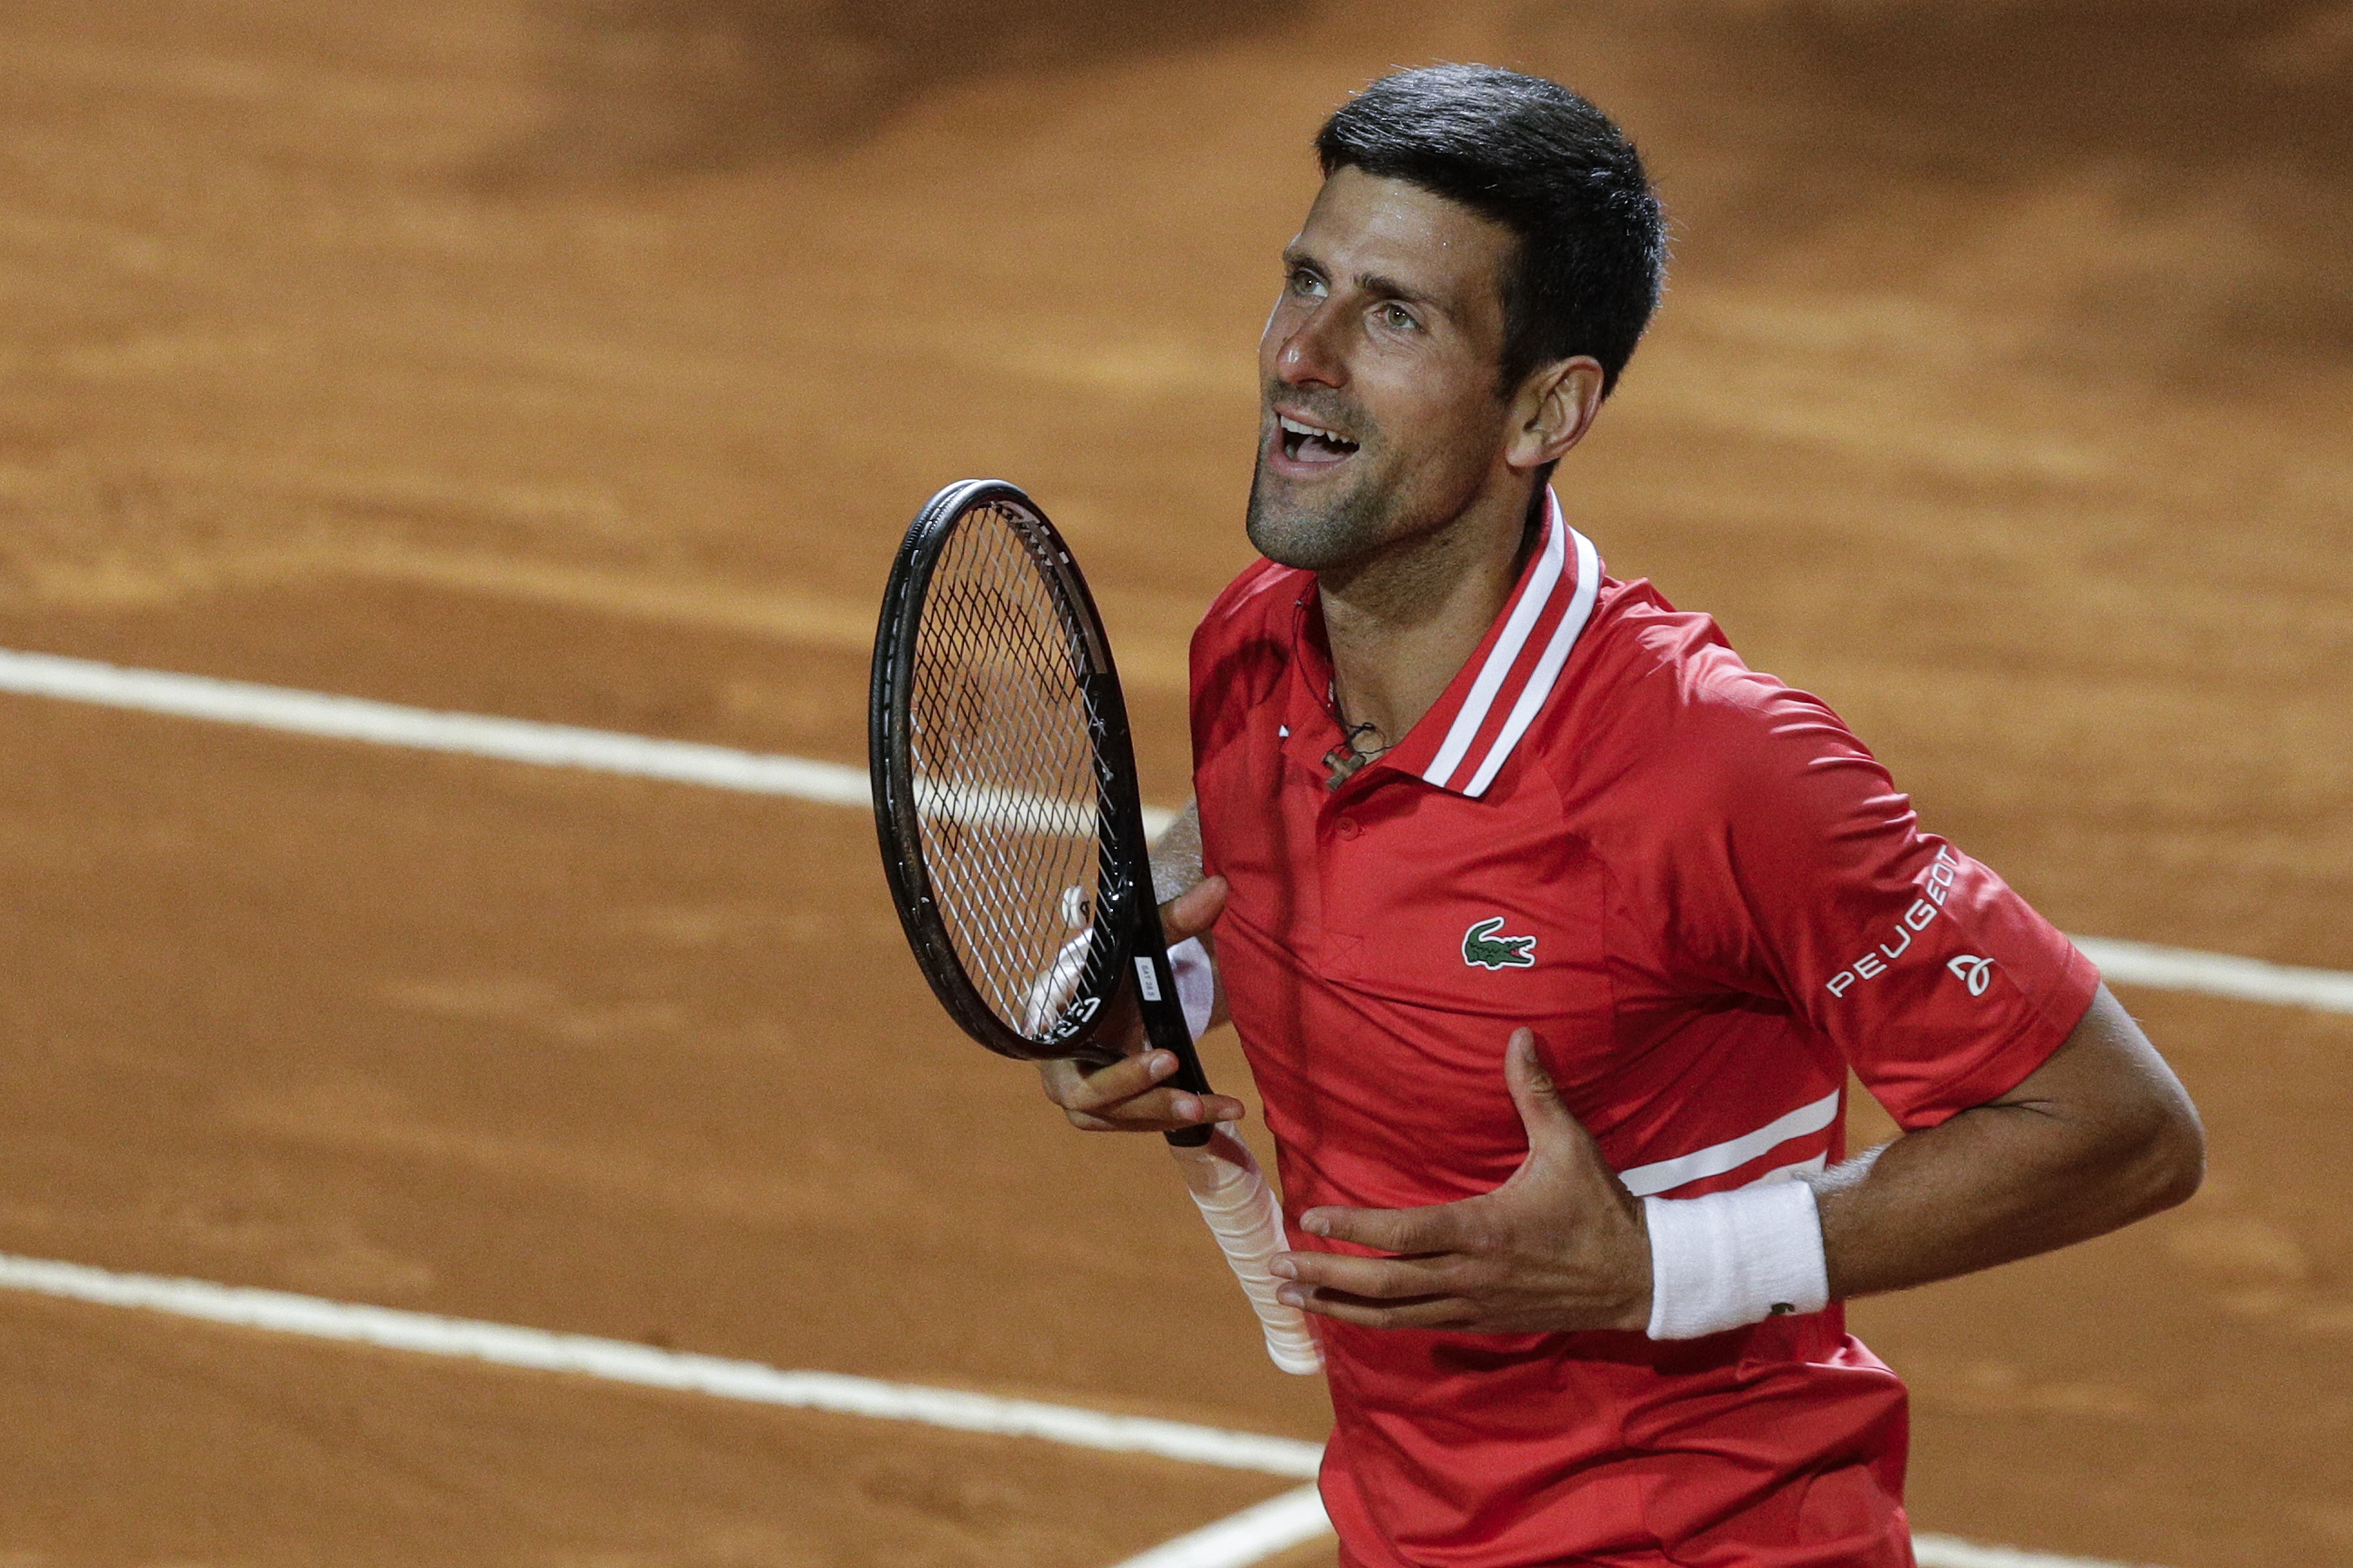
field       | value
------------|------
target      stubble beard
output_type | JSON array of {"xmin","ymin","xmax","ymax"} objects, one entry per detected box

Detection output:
[
  {"xmin": 1245, "ymin": 432, "xmax": 1491, "ymax": 587},
  {"xmin": 1245, "ymin": 393, "xmax": 1415, "ymax": 574},
  {"xmin": 1244, "ymin": 455, "xmax": 1399, "ymax": 574}
]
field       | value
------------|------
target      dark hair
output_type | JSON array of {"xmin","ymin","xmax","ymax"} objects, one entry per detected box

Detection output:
[{"xmin": 1315, "ymin": 65, "xmax": 1666, "ymax": 397}]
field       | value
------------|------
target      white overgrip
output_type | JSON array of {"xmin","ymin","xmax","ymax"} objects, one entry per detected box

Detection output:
[{"xmin": 1167, "ymin": 1129, "xmax": 1324, "ymax": 1375}]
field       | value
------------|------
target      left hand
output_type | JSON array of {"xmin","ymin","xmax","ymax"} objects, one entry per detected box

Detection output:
[
  {"xmin": 1035, "ymin": 877, "xmax": 1243, "ymax": 1134},
  {"xmin": 1270, "ymin": 1029, "xmax": 1654, "ymax": 1333}
]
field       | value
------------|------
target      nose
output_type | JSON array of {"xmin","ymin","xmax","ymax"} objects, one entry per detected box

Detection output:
[{"xmin": 1270, "ymin": 301, "xmax": 1347, "ymax": 391}]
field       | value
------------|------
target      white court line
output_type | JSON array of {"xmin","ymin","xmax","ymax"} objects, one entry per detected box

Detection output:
[
  {"xmin": 0, "ymin": 651, "xmax": 2260, "ymax": 1568},
  {"xmin": 0, "ymin": 648, "xmax": 1173, "ymax": 838},
  {"xmin": 1106, "ymin": 1485, "xmax": 1331, "ymax": 1568},
  {"xmin": 1913, "ymin": 1536, "xmax": 2171, "ymax": 1568},
  {"xmin": 0, "ymin": 647, "xmax": 2339, "ymax": 1011},
  {"xmin": 0, "ymin": 648, "xmax": 869, "ymax": 807},
  {"xmin": 2069, "ymin": 935, "xmax": 2353, "ymax": 1015},
  {"xmin": 1120, "ymin": 1503, "xmax": 2173, "ymax": 1568},
  {"xmin": 0, "ymin": 1253, "xmax": 1319, "ymax": 1478},
  {"xmin": 0, "ymin": 1253, "xmax": 2168, "ymax": 1568}
]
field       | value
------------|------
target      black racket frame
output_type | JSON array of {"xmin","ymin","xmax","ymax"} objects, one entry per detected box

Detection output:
[{"xmin": 870, "ymin": 478, "xmax": 1217, "ymax": 1148}]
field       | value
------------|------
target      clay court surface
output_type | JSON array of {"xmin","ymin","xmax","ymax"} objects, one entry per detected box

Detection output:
[{"xmin": 1, "ymin": 2, "xmax": 2349, "ymax": 1564}]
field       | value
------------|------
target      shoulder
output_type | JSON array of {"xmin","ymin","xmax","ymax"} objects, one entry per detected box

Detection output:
[
  {"xmin": 1197, "ymin": 554, "xmax": 1304, "ymax": 636},
  {"xmin": 1189, "ymin": 555, "xmax": 1307, "ymax": 760},
  {"xmin": 1560, "ymin": 579, "xmax": 1884, "ymax": 813},
  {"xmin": 1191, "ymin": 555, "xmax": 1303, "ymax": 684}
]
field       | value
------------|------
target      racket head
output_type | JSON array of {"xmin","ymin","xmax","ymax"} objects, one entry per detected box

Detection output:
[{"xmin": 870, "ymin": 479, "xmax": 1153, "ymax": 1064}]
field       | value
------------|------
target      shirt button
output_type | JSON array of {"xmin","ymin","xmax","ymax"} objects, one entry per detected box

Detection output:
[{"xmin": 1335, "ymin": 816, "xmax": 1361, "ymax": 840}]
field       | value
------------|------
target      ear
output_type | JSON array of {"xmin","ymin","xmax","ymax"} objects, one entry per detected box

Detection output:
[{"xmin": 1504, "ymin": 356, "xmax": 1607, "ymax": 474}]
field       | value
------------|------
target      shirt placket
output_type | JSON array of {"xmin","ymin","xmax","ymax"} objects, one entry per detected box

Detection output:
[{"xmin": 1314, "ymin": 756, "xmax": 1420, "ymax": 978}]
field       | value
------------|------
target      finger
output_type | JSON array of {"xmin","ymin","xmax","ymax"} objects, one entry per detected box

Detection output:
[
  {"xmin": 1060, "ymin": 1094, "xmax": 1243, "ymax": 1134},
  {"xmin": 1046, "ymin": 1054, "xmax": 1246, "ymax": 1127},
  {"xmin": 1504, "ymin": 1027, "xmax": 1575, "ymax": 1144},
  {"xmin": 1299, "ymin": 1202, "xmax": 1457, "ymax": 1254},
  {"xmin": 1277, "ymin": 1286, "xmax": 1472, "ymax": 1330},
  {"xmin": 1499, "ymin": 1029, "xmax": 1624, "ymax": 1191},
  {"xmin": 1046, "ymin": 1049, "xmax": 1179, "ymax": 1113},
  {"xmin": 1271, "ymin": 1249, "xmax": 1457, "ymax": 1300},
  {"xmin": 1059, "ymin": 1098, "xmax": 1223, "ymax": 1134},
  {"xmin": 1067, "ymin": 1087, "xmax": 1247, "ymax": 1131},
  {"xmin": 1158, "ymin": 875, "xmax": 1228, "ymax": 944}
]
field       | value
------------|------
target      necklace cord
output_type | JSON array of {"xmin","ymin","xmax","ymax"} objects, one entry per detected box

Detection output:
[{"xmin": 1327, "ymin": 684, "xmax": 1395, "ymax": 759}]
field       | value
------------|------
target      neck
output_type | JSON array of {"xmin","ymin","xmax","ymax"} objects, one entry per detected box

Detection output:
[{"xmin": 1319, "ymin": 478, "xmax": 1544, "ymax": 750}]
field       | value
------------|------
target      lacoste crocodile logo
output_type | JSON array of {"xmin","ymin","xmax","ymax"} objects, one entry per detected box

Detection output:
[{"xmin": 1462, "ymin": 917, "xmax": 1537, "ymax": 971}]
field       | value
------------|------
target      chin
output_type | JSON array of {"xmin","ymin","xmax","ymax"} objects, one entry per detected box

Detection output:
[
  {"xmin": 1246, "ymin": 460, "xmax": 1385, "ymax": 573},
  {"xmin": 1247, "ymin": 494, "xmax": 1359, "ymax": 573}
]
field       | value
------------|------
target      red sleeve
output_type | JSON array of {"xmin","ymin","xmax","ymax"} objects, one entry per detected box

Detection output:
[{"xmin": 1650, "ymin": 649, "xmax": 2099, "ymax": 1128}]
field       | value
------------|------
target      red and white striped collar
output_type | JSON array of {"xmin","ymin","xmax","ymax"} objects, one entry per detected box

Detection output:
[{"xmin": 1374, "ymin": 488, "xmax": 1602, "ymax": 798}]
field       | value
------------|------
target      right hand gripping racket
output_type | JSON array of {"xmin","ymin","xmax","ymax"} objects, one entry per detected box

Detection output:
[{"xmin": 869, "ymin": 478, "xmax": 1321, "ymax": 1376}]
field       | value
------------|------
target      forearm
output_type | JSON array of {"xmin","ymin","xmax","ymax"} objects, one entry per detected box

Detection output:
[
  {"xmin": 1805, "ymin": 985, "xmax": 2205, "ymax": 1300},
  {"xmin": 1811, "ymin": 1111, "xmax": 2181, "ymax": 1300},
  {"xmin": 1150, "ymin": 799, "xmax": 1205, "ymax": 904}
]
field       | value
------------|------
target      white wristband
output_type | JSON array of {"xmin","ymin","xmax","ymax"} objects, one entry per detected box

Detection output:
[
  {"xmin": 1643, "ymin": 1179, "xmax": 1829, "ymax": 1341},
  {"xmin": 1167, "ymin": 937, "xmax": 1216, "ymax": 1042}
]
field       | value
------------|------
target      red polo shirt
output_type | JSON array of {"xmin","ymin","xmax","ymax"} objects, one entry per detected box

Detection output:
[{"xmin": 1190, "ymin": 493, "xmax": 2099, "ymax": 1568}]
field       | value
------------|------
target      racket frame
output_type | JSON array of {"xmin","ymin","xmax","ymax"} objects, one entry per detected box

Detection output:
[{"xmin": 870, "ymin": 479, "xmax": 1216, "ymax": 1143}]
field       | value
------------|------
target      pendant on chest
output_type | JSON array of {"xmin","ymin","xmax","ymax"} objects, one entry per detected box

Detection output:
[{"xmin": 1322, "ymin": 746, "xmax": 1374, "ymax": 790}]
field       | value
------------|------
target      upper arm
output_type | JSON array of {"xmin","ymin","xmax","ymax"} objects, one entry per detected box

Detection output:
[
  {"xmin": 1649, "ymin": 666, "xmax": 2100, "ymax": 1126},
  {"xmin": 1805, "ymin": 981, "xmax": 2205, "ymax": 1299},
  {"xmin": 1981, "ymin": 984, "xmax": 2205, "ymax": 1207}
]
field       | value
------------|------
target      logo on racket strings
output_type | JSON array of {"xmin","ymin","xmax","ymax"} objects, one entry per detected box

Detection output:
[
  {"xmin": 1044, "ymin": 995, "xmax": 1100, "ymax": 1043},
  {"xmin": 1462, "ymin": 917, "xmax": 1537, "ymax": 971}
]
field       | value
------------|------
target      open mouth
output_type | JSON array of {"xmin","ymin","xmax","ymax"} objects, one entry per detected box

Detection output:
[{"xmin": 1277, "ymin": 414, "xmax": 1359, "ymax": 466}]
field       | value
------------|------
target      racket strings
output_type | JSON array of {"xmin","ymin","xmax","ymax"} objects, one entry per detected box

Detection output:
[{"xmin": 908, "ymin": 504, "xmax": 1117, "ymax": 1040}]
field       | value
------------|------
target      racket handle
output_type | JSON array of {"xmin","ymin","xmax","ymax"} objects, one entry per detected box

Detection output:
[{"xmin": 1167, "ymin": 1130, "xmax": 1324, "ymax": 1375}]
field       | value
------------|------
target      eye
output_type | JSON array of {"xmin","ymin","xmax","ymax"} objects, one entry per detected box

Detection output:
[
  {"xmin": 1379, "ymin": 302, "xmax": 1420, "ymax": 332},
  {"xmin": 1288, "ymin": 266, "xmax": 1327, "ymax": 298}
]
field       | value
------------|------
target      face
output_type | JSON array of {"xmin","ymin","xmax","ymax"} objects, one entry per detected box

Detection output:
[{"xmin": 1247, "ymin": 166, "xmax": 1523, "ymax": 574}]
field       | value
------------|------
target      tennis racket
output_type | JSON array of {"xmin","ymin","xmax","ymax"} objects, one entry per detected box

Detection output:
[{"xmin": 869, "ymin": 478, "xmax": 1320, "ymax": 1376}]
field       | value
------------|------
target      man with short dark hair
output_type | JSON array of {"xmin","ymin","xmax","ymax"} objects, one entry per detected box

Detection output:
[{"xmin": 1040, "ymin": 65, "xmax": 2203, "ymax": 1567}]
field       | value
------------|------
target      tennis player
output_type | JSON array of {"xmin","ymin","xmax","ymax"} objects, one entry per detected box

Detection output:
[{"xmin": 1039, "ymin": 65, "xmax": 2205, "ymax": 1568}]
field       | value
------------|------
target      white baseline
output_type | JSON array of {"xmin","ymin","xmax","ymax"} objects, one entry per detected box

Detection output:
[
  {"xmin": 0, "ymin": 1253, "xmax": 1318, "ymax": 1478},
  {"xmin": 0, "ymin": 653, "xmax": 2324, "ymax": 1011},
  {"xmin": 0, "ymin": 1253, "xmax": 2167, "ymax": 1568},
  {"xmin": 2068, "ymin": 934, "xmax": 2353, "ymax": 1015},
  {"xmin": 0, "ymin": 648, "xmax": 1168, "ymax": 838},
  {"xmin": 0, "ymin": 648, "xmax": 2339, "ymax": 1010},
  {"xmin": 0, "ymin": 650, "xmax": 2276, "ymax": 1566}
]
